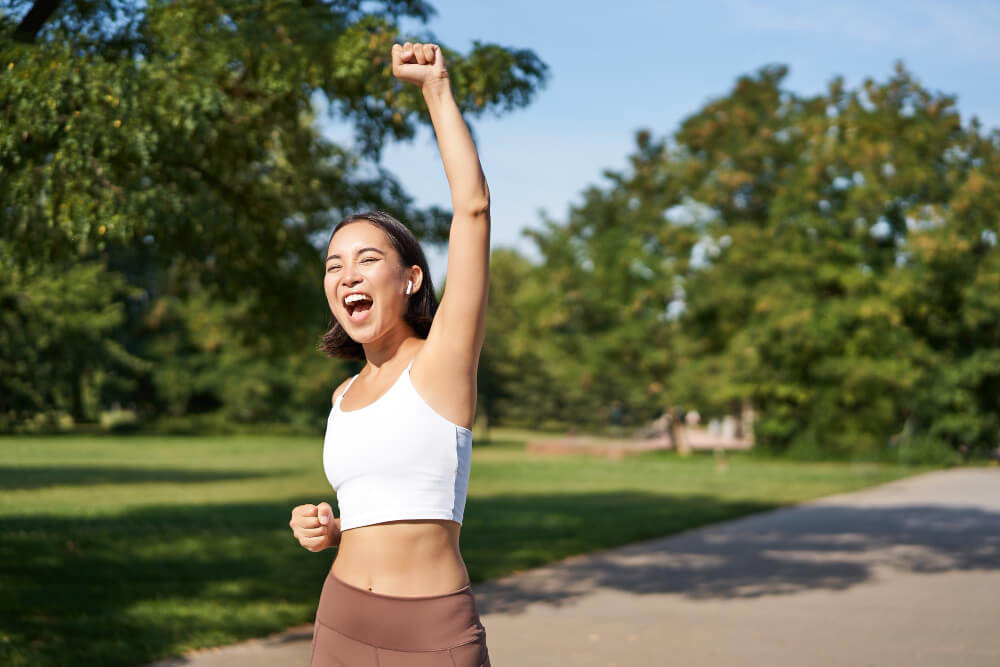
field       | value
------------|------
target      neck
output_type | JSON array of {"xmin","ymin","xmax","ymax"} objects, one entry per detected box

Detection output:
[{"xmin": 360, "ymin": 324, "xmax": 419, "ymax": 376}]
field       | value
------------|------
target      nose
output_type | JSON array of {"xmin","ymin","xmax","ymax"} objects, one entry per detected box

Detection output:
[{"xmin": 340, "ymin": 262, "xmax": 365, "ymax": 290}]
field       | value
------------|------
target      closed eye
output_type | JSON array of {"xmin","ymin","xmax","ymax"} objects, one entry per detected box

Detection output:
[{"xmin": 326, "ymin": 258, "xmax": 377, "ymax": 272}]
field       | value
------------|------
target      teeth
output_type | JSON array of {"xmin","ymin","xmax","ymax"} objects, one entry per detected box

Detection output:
[{"xmin": 344, "ymin": 293, "xmax": 371, "ymax": 305}]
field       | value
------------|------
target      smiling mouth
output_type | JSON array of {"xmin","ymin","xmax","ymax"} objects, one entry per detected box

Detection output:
[{"xmin": 344, "ymin": 295, "xmax": 374, "ymax": 321}]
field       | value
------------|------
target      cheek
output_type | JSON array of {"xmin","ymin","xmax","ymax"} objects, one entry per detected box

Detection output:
[
  {"xmin": 368, "ymin": 268, "xmax": 396, "ymax": 299},
  {"xmin": 323, "ymin": 274, "xmax": 339, "ymax": 306}
]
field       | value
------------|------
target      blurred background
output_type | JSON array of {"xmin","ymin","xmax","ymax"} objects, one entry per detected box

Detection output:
[{"xmin": 2, "ymin": 1, "xmax": 999, "ymax": 664}]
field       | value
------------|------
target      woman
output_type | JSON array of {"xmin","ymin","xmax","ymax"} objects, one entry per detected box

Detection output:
[{"xmin": 289, "ymin": 40, "xmax": 492, "ymax": 667}]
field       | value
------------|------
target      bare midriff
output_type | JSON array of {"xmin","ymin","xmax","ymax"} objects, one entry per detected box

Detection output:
[{"xmin": 330, "ymin": 518, "xmax": 471, "ymax": 596}]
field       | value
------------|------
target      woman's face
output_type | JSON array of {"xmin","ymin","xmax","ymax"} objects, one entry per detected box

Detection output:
[{"xmin": 324, "ymin": 221, "xmax": 415, "ymax": 341}]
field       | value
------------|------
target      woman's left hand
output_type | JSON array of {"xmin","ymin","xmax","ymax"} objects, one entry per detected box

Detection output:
[{"xmin": 392, "ymin": 42, "xmax": 449, "ymax": 92}]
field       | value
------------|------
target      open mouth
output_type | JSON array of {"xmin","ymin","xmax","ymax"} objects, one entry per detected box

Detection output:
[{"xmin": 344, "ymin": 293, "xmax": 374, "ymax": 322}]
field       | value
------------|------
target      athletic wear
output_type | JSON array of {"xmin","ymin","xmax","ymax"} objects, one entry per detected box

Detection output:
[
  {"xmin": 323, "ymin": 358, "xmax": 473, "ymax": 531},
  {"xmin": 310, "ymin": 569, "xmax": 491, "ymax": 666}
]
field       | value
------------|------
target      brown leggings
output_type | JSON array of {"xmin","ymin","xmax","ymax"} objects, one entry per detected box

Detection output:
[{"xmin": 310, "ymin": 569, "xmax": 491, "ymax": 666}]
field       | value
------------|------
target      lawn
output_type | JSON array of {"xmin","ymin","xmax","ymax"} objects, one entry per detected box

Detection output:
[{"xmin": 0, "ymin": 428, "xmax": 940, "ymax": 666}]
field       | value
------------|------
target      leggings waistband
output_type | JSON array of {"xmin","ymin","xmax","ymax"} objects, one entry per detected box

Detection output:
[{"xmin": 315, "ymin": 570, "xmax": 486, "ymax": 652}]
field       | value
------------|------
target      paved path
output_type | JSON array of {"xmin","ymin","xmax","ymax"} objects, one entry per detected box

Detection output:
[{"xmin": 150, "ymin": 467, "xmax": 1000, "ymax": 666}]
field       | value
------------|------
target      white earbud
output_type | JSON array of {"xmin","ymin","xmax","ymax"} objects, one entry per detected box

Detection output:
[{"xmin": 405, "ymin": 280, "xmax": 413, "ymax": 295}]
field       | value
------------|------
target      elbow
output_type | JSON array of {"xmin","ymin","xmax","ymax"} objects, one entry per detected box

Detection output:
[
  {"xmin": 456, "ymin": 180, "xmax": 490, "ymax": 219},
  {"xmin": 457, "ymin": 198, "xmax": 490, "ymax": 220}
]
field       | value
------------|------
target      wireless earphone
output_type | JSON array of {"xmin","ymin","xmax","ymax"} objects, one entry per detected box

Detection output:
[{"xmin": 406, "ymin": 280, "xmax": 412, "ymax": 295}]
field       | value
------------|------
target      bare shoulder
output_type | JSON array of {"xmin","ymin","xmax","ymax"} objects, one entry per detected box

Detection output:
[{"xmin": 331, "ymin": 375, "xmax": 355, "ymax": 406}]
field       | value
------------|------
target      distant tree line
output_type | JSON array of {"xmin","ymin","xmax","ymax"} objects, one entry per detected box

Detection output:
[{"xmin": 485, "ymin": 62, "xmax": 999, "ymax": 463}]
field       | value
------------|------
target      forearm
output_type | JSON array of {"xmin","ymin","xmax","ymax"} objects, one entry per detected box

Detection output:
[{"xmin": 422, "ymin": 81, "xmax": 490, "ymax": 216}]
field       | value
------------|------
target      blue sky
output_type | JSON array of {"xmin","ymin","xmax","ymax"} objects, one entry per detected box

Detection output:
[{"xmin": 317, "ymin": 1, "xmax": 1000, "ymax": 286}]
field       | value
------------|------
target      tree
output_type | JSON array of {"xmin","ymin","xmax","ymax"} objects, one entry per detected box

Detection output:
[
  {"xmin": 513, "ymin": 62, "xmax": 999, "ymax": 459},
  {"xmin": 1, "ymin": 0, "xmax": 547, "ymax": 326},
  {"xmin": 0, "ymin": 253, "xmax": 150, "ymax": 428},
  {"xmin": 671, "ymin": 62, "xmax": 999, "ymax": 458},
  {"xmin": 0, "ymin": 0, "xmax": 548, "ymax": 429}
]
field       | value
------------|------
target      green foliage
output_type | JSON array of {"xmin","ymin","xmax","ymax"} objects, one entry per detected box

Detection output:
[
  {"xmin": 1, "ymin": 0, "xmax": 546, "ymax": 317},
  {"xmin": 3, "ymin": 0, "xmax": 995, "ymax": 462},
  {"xmin": 479, "ymin": 247, "xmax": 571, "ymax": 430},
  {"xmin": 0, "ymin": 0, "xmax": 546, "ymax": 431},
  {"xmin": 498, "ymin": 62, "xmax": 999, "ymax": 460},
  {"xmin": 0, "ymin": 248, "xmax": 150, "ymax": 428}
]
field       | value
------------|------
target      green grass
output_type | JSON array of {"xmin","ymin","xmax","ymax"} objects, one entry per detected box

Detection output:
[{"xmin": 0, "ymin": 428, "xmax": 941, "ymax": 666}]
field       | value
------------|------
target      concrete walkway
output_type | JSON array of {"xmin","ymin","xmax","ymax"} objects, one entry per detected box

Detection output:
[{"xmin": 150, "ymin": 467, "xmax": 1000, "ymax": 666}]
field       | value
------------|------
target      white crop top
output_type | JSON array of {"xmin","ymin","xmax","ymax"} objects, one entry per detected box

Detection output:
[{"xmin": 322, "ymin": 358, "xmax": 473, "ymax": 531}]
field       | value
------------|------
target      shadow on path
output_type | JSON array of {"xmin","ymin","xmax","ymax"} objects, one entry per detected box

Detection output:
[{"xmin": 472, "ymin": 472, "xmax": 1000, "ymax": 614}]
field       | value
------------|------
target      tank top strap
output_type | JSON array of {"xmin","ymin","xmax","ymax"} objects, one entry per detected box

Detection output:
[
  {"xmin": 337, "ymin": 373, "xmax": 360, "ymax": 405},
  {"xmin": 405, "ymin": 358, "xmax": 415, "ymax": 373}
]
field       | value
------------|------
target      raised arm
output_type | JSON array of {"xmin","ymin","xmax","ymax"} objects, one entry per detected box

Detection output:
[
  {"xmin": 394, "ymin": 42, "xmax": 491, "ymax": 216},
  {"xmin": 393, "ymin": 42, "xmax": 490, "ymax": 381}
]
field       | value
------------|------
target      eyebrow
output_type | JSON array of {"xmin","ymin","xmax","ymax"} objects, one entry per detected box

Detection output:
[{"xmin": 325, "ymin": 247, "xmax": 385, "ymax": 262}]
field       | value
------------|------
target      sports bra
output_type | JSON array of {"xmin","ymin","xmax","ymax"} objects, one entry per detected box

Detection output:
[{"xmin": 322, "ymin": 358, "xmax": 473, "ymax": 531}]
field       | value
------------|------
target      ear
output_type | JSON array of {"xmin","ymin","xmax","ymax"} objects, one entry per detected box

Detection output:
[{"xmin": 408, "ymin": 265, "xmax": 424, "ymax": 294}]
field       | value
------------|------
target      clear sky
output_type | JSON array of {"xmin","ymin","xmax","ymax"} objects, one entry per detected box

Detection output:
[{"xmin": 317, "ymin": 1, "xmax": 1000, "ymax": 286}]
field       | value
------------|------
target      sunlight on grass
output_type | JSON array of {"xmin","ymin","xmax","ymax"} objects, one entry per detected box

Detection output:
[{"xmin": 0, "ymin": 430, "xmax": 939, "ymax": 666}]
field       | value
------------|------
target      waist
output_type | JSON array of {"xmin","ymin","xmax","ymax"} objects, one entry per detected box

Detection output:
[
  {"xmin": 316, "ymin": 568, "xmax": 484, "ymax": 652},
  {"xmin": 331, "ymin": 519, "xmax": 469, "ymax": 596}
]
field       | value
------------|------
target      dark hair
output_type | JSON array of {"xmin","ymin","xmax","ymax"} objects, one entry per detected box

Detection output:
[{"xmin": 318, "ymin": 210, "xmax": 438, "ymax": 360}]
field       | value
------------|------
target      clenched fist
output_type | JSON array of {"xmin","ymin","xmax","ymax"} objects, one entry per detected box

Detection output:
[
  {"xmin": 289, "ymin": 502, "xmax": 341, "ymax": 552},
  {"xmin": 392, "ymin": 41, "xmax": 449, "ymax": 91}
]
